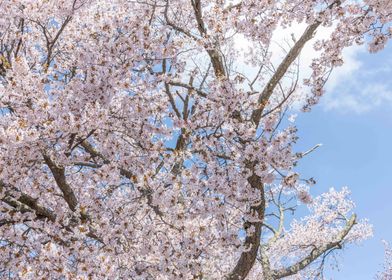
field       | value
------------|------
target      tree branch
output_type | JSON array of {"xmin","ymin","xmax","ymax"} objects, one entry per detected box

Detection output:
[
  {"xmin": 251, "ymin": 21, "xmax": 321, "ymax": 126},
  {"xmin": 43, "ymin": 154, "xmax": 78, "ymax": 212},
  {"xmin": 168, "ymin": 81, "xmax": 207, "ymax": 98},
  {"xmin": 271, "ymin": 214, "xmax": 356, "ymax": 279},
  {"xmin": 251, "ymin": 1, "xmax": 341, "ymax": 126},
  {"xmin": 0, "ymin": 180, "xmax": 56, "ymax": 222},
  {"xmin": 227, "ymin": 173, "xmax": 265, "ymax": 280},
  {"xmin": 0, "ymin": 180, "xmax": 103, "ymax": 243}
]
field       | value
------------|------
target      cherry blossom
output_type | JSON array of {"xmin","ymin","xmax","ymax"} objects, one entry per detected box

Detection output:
[{"xmin": 0, "ymin": 0, "xmax": 391, "ymax": 279}]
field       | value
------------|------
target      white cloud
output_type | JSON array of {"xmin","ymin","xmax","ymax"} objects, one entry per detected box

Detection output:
[
  {"xmin": 321, "ymin": 45, "xmax": 392, "ymax": 113},
  {"xmin": 323, "ymin": 79, "xmax": 392, "ymax": 113},
  {"xmin": 325, "ymin": 45, "xmax": 364, "ymax": 91}
]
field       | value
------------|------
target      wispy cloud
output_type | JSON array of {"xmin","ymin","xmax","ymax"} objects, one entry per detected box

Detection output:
[{"xmin": 322, "ymin": 45, "xmax": 392, "ymax": 113}]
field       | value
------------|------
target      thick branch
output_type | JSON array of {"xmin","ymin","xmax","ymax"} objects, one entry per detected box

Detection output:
[
  {"xmin": 0, "ymin": 180, "xmax": 56, "ymax": 222},
  {"xmin": 0, "ymin": 180, "xmax": 103, "ymax": 243},
  {"xmin": 190, "ymin": 0, "xmax": 206, "ymax": 35},
  {"xmin": 251, "ymin": 21, "xmax": 320, "ymax": 126},
  {"xmin": 206, "ymin": 48, "xmax": 226, "ymax": 78},
  {"xmin": 43, "ymin": 154, "xmax": 78, "ymax": 211},
  {"xmin": 251, "ymin": 1, "xmax": 341, "ymax": 126},
  {"xmin": 190, "ymin": 0, "xmax": 226, "ymax": 78},
  {"xmin": 227, "ymin": 173, "xmax": 265, "ymax": 280}
]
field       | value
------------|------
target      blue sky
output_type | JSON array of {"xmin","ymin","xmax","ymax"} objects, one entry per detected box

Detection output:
[{"xmin": 293, "ymin": 42, "xmax": 392, "ymax": 279}]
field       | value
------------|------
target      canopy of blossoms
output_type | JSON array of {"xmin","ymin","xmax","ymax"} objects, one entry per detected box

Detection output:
[{"xmin": 0, "ymin": 0, "xmax": 391, "ymax": 279}]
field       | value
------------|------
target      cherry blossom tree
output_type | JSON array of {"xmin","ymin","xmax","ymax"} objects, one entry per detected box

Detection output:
[
  {"xmin": 378, "ymin": 242, "xmax": 392, "ymax": 280},
  {"xmin": 0, "ymin": 0, "xmax": 391, "ymax": 279}
]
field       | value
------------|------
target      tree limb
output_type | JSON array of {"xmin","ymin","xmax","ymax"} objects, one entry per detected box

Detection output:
[
  {"xmin": 271, "ymin": 214, "xmax": 356, "ymax": 279},
  {"xmin": 43, "ymin": 154, "xmax": 78, "ymax": 212},
  {"xmin": 227, "ymin": 173, "xmax": 265, "ymax": 280},
  {"xmin": 251, "ymin": 1, "xmax": 341, "ymax": 126}
]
